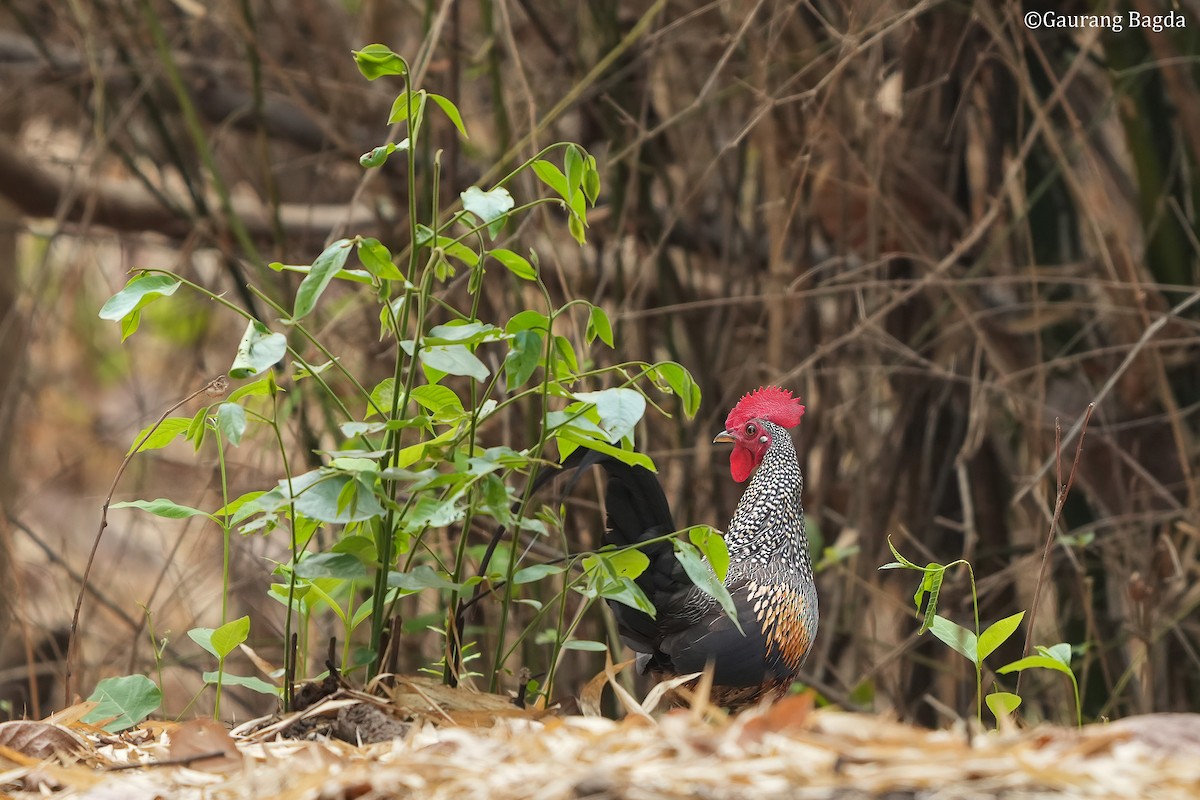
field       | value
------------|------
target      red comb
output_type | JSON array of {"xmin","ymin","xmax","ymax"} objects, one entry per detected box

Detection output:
[{"xmin": 724, "ymin": 386, "xmax": 805, "ymax": 430}]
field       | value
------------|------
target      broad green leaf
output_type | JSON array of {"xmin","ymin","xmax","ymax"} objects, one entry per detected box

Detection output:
[
  {"xmin": 280, "ymin": 471, "xmax": 384, "ymax": 523},
  {"xmin": 652, "ymin": 362, "xmax": 701, "ymax": 417},
  {"xmin": 211, "ymin": 616, "xmax": 250, "ymax": 658},
  {"xmin": 687, "ymin": 525, "xmax": 730, "ymax": 583},
  {"xmin": 586, "ymin": 305, "xmax": 614, "ymax": 347},
  {"xmin": 416, "ymin": 344, "xmax": 489, "ymax": 382},
  {"xmin": 410, "ymin": 384, "xmax": 464, "ymax": 417},
  {"xmin": 978, "ymin": 611, "xmax": 1025, "ymax": 661},
  {"xmin": 427, "ymin": 92, "xmax": 469, "ymax": 138},
  {"xmin": 99, "ymin": 274, "xmax": 181, "ymax": 341},
  {"xmin": 110, "ymin": 498, "xmax": 213, "ymax": 521},
  {"xmin": 294, "ymin": 552, "xmax": 370, "ymax": 581},
  {"xmin": 506, "ymin": 309, "xmax": 551, "ymax": 334},
  {"xmin": 574, "ymin": 388, "xmax": 646, "ymax": 444},
  {"xmin": 230, "ymin": 320, "xmax": 287, "ymax": 379},
  {"xmin": 425, "ymin": 321, "xmax": 504, "ymax": 346},
  {"xmin": 82, "ymin": 675, "xmax": 162, "ymax": 732},
  {"xmin": 562, "ymin": 640, "xmax": 608, "ymax": 652},
  {"xmin": 188, "ymin": 627, "xmax": 219, "ymax": 659},
  {"xmin": 985, "ymin": 691, "xmax": 1022, "ymax": 720},
  {"xmin": 216, "ymin": 402, "xmax": 246, "ymax": 446},
  {"xmin": 367, "ymin": 377, "xmax": 396, "ymax": 419},
  {"xmin": 513, "ymin": 564, "xmax": 565, "ymax": 584},
  {"xmin": 600, "ymin": 576, "xmax": 656, "ymax": 616},
  {"xmin": 293, "ymin": 239, "xmax": 353, "ymax": 320},
  {"xmin": 1040, "ymin": 642, "xmax": 1072, "ymax": 667},
  {"xmin": 388, "ymin": 89, "xmax": 426, "ymax": 126},
  {"xmin": 462, "ymin": 187, "xmax": 513, "ymax": 239},
  {"xmin": 505, "ymin": 329, "xmax": 542, "ymax": 390},
  {"xmin": 99, "ymin": 274, "xmax": 182, "ymax": 321},
  {"xmin": 227, "ymin": 376, "xmax": 275, "ymax": 403},
  {"xmin": 353, "ymin": 44, "xmax": 407, "ymax": 79},
  {"xmin": 997, "ymin": 655, "xmax": 1072, "ymax": 678},
  {"xmin": 491, "ymin": 248, "xmax": 536, "ymax": 280},
  {"xmin": 929, "ymin": 615, "xmax": 978, "ymax": 663},
  {"xmin": 387, "ymin": 565, "xmax": 462, "ymax": 593},
  {"xmin": 126, "ymin": 417, "xmax": 190, "ymax": 456},
  {"xmin": 673, "ymin": 540, "xmax": 742, "ymax": 634},
  {"xmin": 584, "ymin": 547, "xmax": 650, "ymax": 580},
  {"xmin": 201, "ymin": 672, "xmax": 279, "ymax": 695},
  {"xmin": 357, "ymin": 238, "xmax": 404, "ymax": 280},
  {"xmin": 556, "ymin": 433, "xmax": 654, "ymax": 472}
]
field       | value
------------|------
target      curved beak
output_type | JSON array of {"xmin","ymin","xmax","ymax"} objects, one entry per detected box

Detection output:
[{"xmin": 712, "ymin": 430, "xmax": 736, "ymax": 445}]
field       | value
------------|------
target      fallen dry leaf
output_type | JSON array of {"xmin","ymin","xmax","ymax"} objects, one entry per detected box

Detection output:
[
  {"xmin": 0, "ymin": 720, "xmax": 87, "ymax": 761},
  {"xmin": 166, "ymin": 718, "xmax": 241, "ymax": 773}
]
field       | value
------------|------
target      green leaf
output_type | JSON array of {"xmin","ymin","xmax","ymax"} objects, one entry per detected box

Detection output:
[
  {"xmin": 928, "ymin": 615, "xmax": 978, "ymax": 664},
  {"xmin": 110, "ymin": 498, "xmax": 214, "ymax": 521},
  {"xmin": 409, "ymin": 384, "xmax": 464, "ymax": 418},
  {"xmin": 564, "ymin": 144, "xmax": 583, "ymax": 206},
  {"xmin": 673, "ymin": 540, "xmax": 742, "ymax": 634},
  {"xmin": 227, "ymin": 376, "xmax": 275, "ymax": 403},
  {"xmin": 425, "ymin": 321, "xmax": 503, "ymax": 345},
  {"xmin": 99, "ymin": 274, "xmax": 182, "ymax": 342},
  {"xmin": 388, "ymin": 89, "xmax": 426, "ymax": 126},
  {"xmin": 359, "ymin": 139, "xmax": 410, "ymax": 169},
  {"xmin": 556, "ymin": 433, "xmax": 654, "ymax": 472},
  {"xmin": 1040, "ymin": 642, "xmax": 1072, "ymax": 667},
  {"xmin": 201, "ymin": 672, "xmax": 279, "ymax": 695},
  {"xmin": 216, "ymin": 402, "xmax": 246, "ymax": 446},
  {"xmin": 600, "ymin": 576, "xmax": 656, "ymax": 617},
  {"xmin": 188, "ymin": 627, "xmax": 218, "ymax": 658},
  {"xmin": 915, "ymin": 565, "xmax": 945, "ymax": 633},
  {"xmin": 353, "ymin": 44, "xmax": 407, "ymax": 79},
  {"xmin": 293, "ymin": 238, "xmax": 353, "ymax": 320},
  {"xmin": 584, "ymin": 548, "xmax": 650, "ymax": 580},
  {"xmin": 294, "ymin": 552, "xmax": 370, "ymax": 581},
  {"xmin": 505, "ymin": 309, "xmax": 551, "ymax": 334},
  {"xmin": 996, "ymin": 655, "xmax": 1072, "ymax": 678},
  {"xmin": 82, "ymin": 675, "xmax": 162, "ymax": 732},
  {"xmin": 427, "ymin": 92, "xmax": 468, "ymax": 138},
  {"xmin": 491, "ymin": 248, "xmax": 536, "ymax": 280},
  {"xmin": 687, "ymin": 525, "xmax": 730, "ymax": 583},
  {"xmin": 462, "ymin": 186, "xmax": 513, "ymax": 240},
  {"xmin": 513, "ymin": 564, "xmax": 565, "ymax": 584},
  {"xmin": 978, "ymin": 611, "xmax": 1025, "ymax": 661},
  {"xmin": 652, "ymin": 362, "xmax": 701, "ymax": 417},
  {"xmin": 126, "ymin": 417, "xmax": 190, "ymax": 456},
  {"xmin": 582, "ymin": 155, "xmax": 601, "ymax": 205},
  {"xmin": 573, "ymin": 388, "xmax": 646, "ymax": 444},
  {"xmin": 357, "ymin": 238, "xmax": 404, "ymax": 280},
  {"xmin": 387, "ymin": 565, "xmax": 462, "ymax": 593},
  {"xmin": 280, "ymin": 471, "xmax": 384, "ymax": 523},
  {"xmin": 415, "ymin": 344, "xmax": 489, "ymax": 382},
  {"xmin": 211, "ymin": 616, "xmax": 250, "ymax": 658},
  {"xmin": 985, "ymin": 691, "xmax": 1022, "ymax": 720},
  {"xmin": 586, "ymin": 305, "xmax": 614, "ymax": 347},
  {"xmin": 561, "ymin": 640, "xmax": 608, "ymax": 652},
  {"xmin": 229, "ymin": 320, "xmax": 287, "ymax": 379},
  {"xmin": 505, "ymin": 329, "xmax": 542, "ymax": 391}
]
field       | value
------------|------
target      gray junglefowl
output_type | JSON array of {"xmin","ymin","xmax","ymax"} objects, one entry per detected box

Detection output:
[{"xmin": 562, "ymin": 385, "xmax": 817, "ymax": 706}]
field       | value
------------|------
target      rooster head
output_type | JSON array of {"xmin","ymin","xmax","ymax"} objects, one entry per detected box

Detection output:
[{"xmin": 713, "ymin": 386, "xmax": 804, "ymax": 482}]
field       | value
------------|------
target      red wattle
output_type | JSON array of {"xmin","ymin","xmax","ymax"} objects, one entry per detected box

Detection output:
[{"xmin": 729, "ymin": 446, "xmax": 754, "ymax": 483}]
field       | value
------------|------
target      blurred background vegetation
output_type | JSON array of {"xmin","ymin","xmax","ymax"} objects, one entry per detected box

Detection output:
[{"xmin": 0, "ymin": 0, "xmax": 1197, "ymax": 728}]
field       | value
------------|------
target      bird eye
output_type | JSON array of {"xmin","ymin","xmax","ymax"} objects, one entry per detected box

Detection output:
[{"xmin": 745, "ymin": 423, "xmax": 757, "ymax": 435}]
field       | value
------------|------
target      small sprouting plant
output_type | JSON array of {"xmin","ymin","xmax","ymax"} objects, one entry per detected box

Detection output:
[{"xmin": 880, "ymin": 537, "xmax": 1081, "ymax": 727}]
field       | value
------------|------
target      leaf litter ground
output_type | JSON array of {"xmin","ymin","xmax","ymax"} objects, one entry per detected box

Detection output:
[{"xmin": 2, "ymin": 667, "xmax": 1199, "ymax": 799}]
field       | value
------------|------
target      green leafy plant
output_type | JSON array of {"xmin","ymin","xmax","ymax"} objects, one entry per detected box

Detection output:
[
  {"xmin": 91, "ymin": 44, "xmax": 724, "ymax": 712},
  {"xmin": 881, "ymin": 537, "xmax": 1081, "ymax": 727}
]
